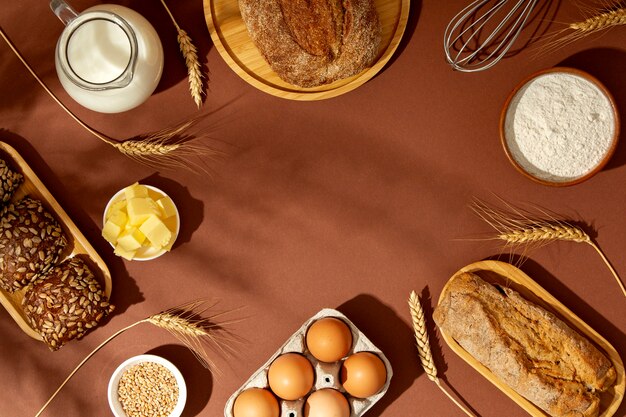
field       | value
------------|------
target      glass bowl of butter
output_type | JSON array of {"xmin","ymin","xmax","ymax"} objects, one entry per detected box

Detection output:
[{"xmin": 102, "ymin": 183, "xmax": 180, "ymax": 261}]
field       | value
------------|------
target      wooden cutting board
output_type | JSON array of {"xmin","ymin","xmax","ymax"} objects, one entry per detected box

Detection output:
[
  {"xmin": 0, "ymin": 142, "xmax": 112, "ymax": 341},
  {"xmin": 437, "ymin": 260, "xmax": 624, "ymax": 417},
  {"xmin": 203, "ymin": 0, "xmax": 410, "ymax": 100}
]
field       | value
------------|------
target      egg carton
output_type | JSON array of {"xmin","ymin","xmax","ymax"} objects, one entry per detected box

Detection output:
[{"xmin": 224, "ymin": 308, "xmax": 393, "ymax": 417}]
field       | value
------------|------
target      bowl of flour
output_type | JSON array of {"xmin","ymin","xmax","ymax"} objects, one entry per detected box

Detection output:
[{"xmin": 501, "ymin": 67, "xmax": 619, "ymax": 186}]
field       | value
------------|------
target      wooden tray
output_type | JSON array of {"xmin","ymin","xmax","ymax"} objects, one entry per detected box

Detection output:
[
  {"xmin": 0, "ymin": 142, "xmax": 112, "ymax": 341},
  {"xmin": 438, "ymin": 260, "xmax": 625, "ymax": 417},
  {"xmin": 203, "ymin": 0, "xmax": 410, "ymax": 100}
]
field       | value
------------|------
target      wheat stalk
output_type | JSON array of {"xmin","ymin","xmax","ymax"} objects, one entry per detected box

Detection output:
[
  {"xmin": 408, "ymin": 291, "xmax": 476, "ymax": 417},
  {"xmin": 537, "ymin": 5, "xmax": 626, "ymax": 56},
  {"xmin": 35, "ymin": 300, "xmax": 239, "ymax": 417},
  {"xmin": 0, "ymin": 27, "xmax": 218, "ymax": 174},
  {"xmin": 147, "ymin": 300, "xmax": 242, "ymax": 370},
  {"xmin": 570, "ymin": 7, "xmax": 626, "ymax": 32},
  {"xmin": 159, "ymin": 0, "xmax": 205, "ymax": 108},
  {"xmin": 471, "ymin": 198, "xmax": 626, "ymax": 297},
  {"xmin": 114, "ymin": 119, "xmax": 224, "ymax": 175},
  {"xmin": 408, "ymin": 291, "xmax": 438, "ymax": 382}
]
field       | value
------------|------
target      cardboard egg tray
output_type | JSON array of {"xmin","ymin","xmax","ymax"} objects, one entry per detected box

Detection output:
[{"xmin": 224, "ymin": 308, "xmax": 393, "ymax": 417}]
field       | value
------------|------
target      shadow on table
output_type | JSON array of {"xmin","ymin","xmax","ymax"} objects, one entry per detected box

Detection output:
[
  {"xmin": 146, "ymin": 344, "xmax": 214, "ymax": 417},
  {"xmin": 337, "ymin": 294, "xmax": 419, "ymax": 416},
  {"xmin": 0, "ymin": 129, "xmax": 143, "ymax": 318},
  {"xmin": 140, "ymin": 172, "xmax": 205, "ymax": 251},
  {"xmin": 382, "ymin": 0, "xmax": 422, "ymax": 71},
  {"xmin": 559, "ymin": 48, "xmax": 626, "ymax": 172}
]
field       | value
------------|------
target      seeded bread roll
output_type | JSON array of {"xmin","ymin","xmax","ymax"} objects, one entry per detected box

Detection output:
[
  {"xmin": 239, "ymin": 0, "xmax": 381, "ymax": 87},
  {"xmin": 433, "ymin": 272, "xmax": 616, "ymax": 417},
  {"xmin": 0, "ymin": 157, "xmax": 23, "ymax": 206},
  {"xmin": 22, "ymin": 257, "xmax": 114, "ymax": 350},
  {"xmin": 0, "ymin": 197, "xmax": 68, "ymax": 292}
]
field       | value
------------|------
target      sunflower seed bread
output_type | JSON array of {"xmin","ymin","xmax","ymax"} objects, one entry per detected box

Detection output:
[
  {"xmin": 0, "ymin": 157, "xmax": 23, "ymax": 206},
  {"xmin": 22, "ymin": 257, "xmax": 114, "ymax": 350},
  {"xmin": 433, "ymin": 272, "xmax": 616, "ymax": 417},
  {"xmin": 0, "ymin": 197, "xmax": 68, "ymax": 292},
  {"xmin": 239, "ymin": 0, "xmax": 381, "ymax": 87}
]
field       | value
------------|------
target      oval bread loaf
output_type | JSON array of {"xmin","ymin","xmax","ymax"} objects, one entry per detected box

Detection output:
[
  {"xmin": 239, "ymin": 0, "xmax": 382, "ymax": 87},
  {"xmin": 23, "ymin": 256, "xmax": 114, "ymax": 351},
  {"xmin": 433, "ymin": 272, "xmax": 616, "ymax": 417}
]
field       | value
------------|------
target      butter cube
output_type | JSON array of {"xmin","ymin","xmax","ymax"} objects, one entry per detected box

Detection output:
[
  {"xmin": 156, "ymin": 197, "xmax": 177, "ymax": 219},
  {"xmin": 116, "ymin": 227, "xmax": 146, "ymax": 251},
  {"xmin": 106, "ymin": 200, "xmax": 127, "ymax": 219},
  {"xmin": 124, "ymin": 183, "xmax": 149, "ymax": 200},
  {"xmin": 114, "ymin": 244, "xmax": 136, "ymax": 261},
  {"xmin": 102, "ymin": 220, "xmax": 123, "ymax": 243},
  {"xmin": 139, "ymin": 215, "xmax": 172, "ymax": 249},
  {"xmin": 127, "ymin": 197, "xmax": 160, "ymax": 226},
  {"xmin": 107, "ymin": 209, "xmax": 128, "ymax": 228},
  {"xmin": 163, "ymin": 216, "xmax": 178, "ymax": 234}
]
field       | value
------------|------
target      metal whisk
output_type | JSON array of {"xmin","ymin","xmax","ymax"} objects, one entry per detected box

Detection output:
[{"xmin": 444, "ymin": 0, "xmax": 539, "ymax": 72}]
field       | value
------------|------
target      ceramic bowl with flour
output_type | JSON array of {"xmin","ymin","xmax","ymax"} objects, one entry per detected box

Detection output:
[{"xmin": 500, "ymin": 67, "xmax": 619, "ymax": 186}]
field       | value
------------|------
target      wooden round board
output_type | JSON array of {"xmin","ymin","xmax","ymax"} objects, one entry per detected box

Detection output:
[
  {"xmin": 437, "ymin": 260, "xmax": 625, "ymax": 417},
  {"xmin": 203, "ymin": 0, "xmax": 410, "ymax": 100}
]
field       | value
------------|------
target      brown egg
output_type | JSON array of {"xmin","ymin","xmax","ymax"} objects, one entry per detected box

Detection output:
[
  {"xmin": 233, "ymin": 388, "xmax": 280, "ymax": 417},
  {"xmin": 340, "ymin": 351, "xmax": 387, "ymax": 398},
  {"xmin": 268, "ymin": 353, "xmax": 314, "ymax": 400},
  {"xmin": 304, "ymin": 389, "xmax": 350, "ymax": 417},
  {"xmin": 306, "ymin": 317, "xmax": 353, "ymax": 363}
]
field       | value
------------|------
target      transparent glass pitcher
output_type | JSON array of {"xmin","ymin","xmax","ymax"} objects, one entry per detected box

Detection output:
[{"xmin": 51, "ymin": 0, "xmax": 164, "ymax": 113}]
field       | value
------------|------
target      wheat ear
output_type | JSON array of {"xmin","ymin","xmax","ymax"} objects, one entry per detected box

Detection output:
[
  {"xmin": 471, "ymin": 198, "xmax": 626, "ymax": 297},
  {"xmin": 147, "ymin": 300, "xmax": 242, "ymax": 371},
  {"xmin": 570, "ymin": 7, "xmax": 626, "ymax": 32},
  {"xmin": 0, "ymin": 27, "xmax": 218, "ymax": 174},
  {"xmin": 536, "ymin": 6, "xmax": 626, "ymax": 57},
  {"xmin": 408, "ymin": 291, "xmax": 476, "ymax": 417},
  {"xmin": 159, "ymin": 0, "xmax": 204, "ymax": 108},
  {"xmin": 35, "ymin": 300, "xmax": 238, "ymax": 417}
]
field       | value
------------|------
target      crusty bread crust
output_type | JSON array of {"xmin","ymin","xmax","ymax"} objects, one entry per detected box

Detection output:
[
  {"xmin": 239, "ymin": 0, "xmax": 381, "ymax": 87},
  {"xmin": 433, "ymin": 272, "xmax": 616, "ymax": 417}
]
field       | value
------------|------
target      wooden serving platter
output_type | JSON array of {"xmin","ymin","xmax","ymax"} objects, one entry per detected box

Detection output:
[
  {"xmin": 203, "ymin": 0, "xmax": 410, "ymax": 100},
  {"xmin": 0, "ymin": 142, "xmax": 112, "ymax": 341},
  {"xmin": 437, "ymin": 260, "xmax": 625, "ymax": 416}
]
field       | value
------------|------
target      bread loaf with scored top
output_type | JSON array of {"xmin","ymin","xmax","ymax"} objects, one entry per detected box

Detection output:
[{"xmin": 238, "ymin": 0, "xmax": 381, "ymax": 87}]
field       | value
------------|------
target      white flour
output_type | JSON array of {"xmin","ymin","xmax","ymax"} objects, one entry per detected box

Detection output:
[{"xmin": 504, "ymin": 72, "xmax": 615, "ymax": 182}]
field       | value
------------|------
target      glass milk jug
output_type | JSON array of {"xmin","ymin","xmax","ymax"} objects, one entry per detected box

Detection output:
[{"xmin": 51, "ymin": 0, "xmax": 164, "ymax": 113}]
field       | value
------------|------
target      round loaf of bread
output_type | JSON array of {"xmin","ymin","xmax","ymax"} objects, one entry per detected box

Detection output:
[
  {"xmin": 0, "ymin": 197, "xmax": 68, "ymax": 292},
  {"xmin": 239, "ymin": 0, "xmax": 381, "ymax": 87},
  {"xmin": 0, "ymin": 157, "xmax": 23, "ymax": 206},
  {"xmin": 22, "ymin": 257, "xmax": 114, "ymax": 350}
]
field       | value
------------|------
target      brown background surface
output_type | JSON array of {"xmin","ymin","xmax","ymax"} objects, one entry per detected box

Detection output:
[{"xmin": 1, "ymin": 1, "xmax": 625, "ymax": 416}]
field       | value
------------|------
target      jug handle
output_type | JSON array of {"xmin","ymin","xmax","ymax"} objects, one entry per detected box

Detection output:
[{"xmin": 50, "ymin": 0, "xmax": 78, "ymax": 25}]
